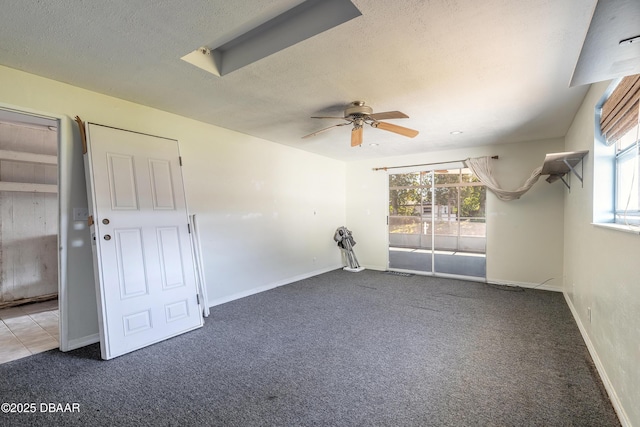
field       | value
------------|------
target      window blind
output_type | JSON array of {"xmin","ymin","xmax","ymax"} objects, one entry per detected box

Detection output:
[{"xmin": 600, "ymin": 73, "xmax": 640, "ymax": 146}]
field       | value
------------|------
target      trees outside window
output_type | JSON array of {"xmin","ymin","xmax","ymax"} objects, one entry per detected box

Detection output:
[{"xmin": 389, "ymin": 168, "xmax": 486, "ymax": 250}]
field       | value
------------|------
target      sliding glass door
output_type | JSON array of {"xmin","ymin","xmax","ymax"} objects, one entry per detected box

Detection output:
[
  {"xmin": 388, "ymin": 167, "xmax": 486, "ymax": 279},
  {"xmin": 388, "ymin": 171, "xmax": 433, "ymax": 272}
]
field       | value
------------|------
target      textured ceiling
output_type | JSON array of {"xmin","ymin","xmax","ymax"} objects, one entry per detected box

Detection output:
[{"xmin": 0, "ymin": 0, "xmax": 605, "ymax": 161}]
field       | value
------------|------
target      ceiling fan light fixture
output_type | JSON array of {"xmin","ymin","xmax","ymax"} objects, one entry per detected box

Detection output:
[{"xmin": 345, "ymin": 101, "xmax": 373, "ymax": 117}]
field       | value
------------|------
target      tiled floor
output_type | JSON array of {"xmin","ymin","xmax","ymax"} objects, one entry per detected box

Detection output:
[{"xmin": 0, "ymin": 300, "xmax": 59, "ymax": 365}]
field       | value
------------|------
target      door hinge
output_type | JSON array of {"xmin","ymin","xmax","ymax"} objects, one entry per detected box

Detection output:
[
  {"xmin": 179, "ymin": 156, "xmax": 183, "ymax": 166},
  {"xmin": 187, "ymin": 223, "xmax": 191, "ymax": 234},
  {"xmin": 196, "ymin": 294, "xmax": 200, "ymax": 305},
  {"xmin": 387, "ymin": 216, "xmax": 389, "ymax": 225}
]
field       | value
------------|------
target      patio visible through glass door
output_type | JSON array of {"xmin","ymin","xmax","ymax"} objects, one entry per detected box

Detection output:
[{"xmin": 388, "ymin": 167, "xmax": 486, "ymax": 279}]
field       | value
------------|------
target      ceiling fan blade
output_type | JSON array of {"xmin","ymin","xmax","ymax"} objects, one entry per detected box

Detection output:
[
  {"xmin": 351, "ymin": 126, "xmax": 363, "ymax": 147},
  {"xmin": 373, "ymin": 121, "xmax": 419, "ymax": 138},
  {"xmin": 301, "ymin": 122, "xmax": 349, "ymax": 139},
  {"xmin": 368, "ymin": 111, "xmax": 409, "ymax": 120}
]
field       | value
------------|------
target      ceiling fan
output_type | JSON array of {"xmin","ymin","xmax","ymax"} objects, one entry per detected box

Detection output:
[{"xmin": 302, "ymin": 101, "xmax": 419, "ymax": 147}]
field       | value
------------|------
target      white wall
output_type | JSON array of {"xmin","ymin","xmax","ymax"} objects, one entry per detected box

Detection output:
[
  {"xmin": 345, "ymin": 138, "xmax": 566, "ymax": 289},
  {"xmin": 0, "ymin": 65, "xmax": 345, "ymax": 345},
  {"xmin": 179, "ymin": 126, "xmax": 346, "ymax": 305},
  {"xmin": 564, "ymin": 81, "xmax": 639, "ymax": 427}
]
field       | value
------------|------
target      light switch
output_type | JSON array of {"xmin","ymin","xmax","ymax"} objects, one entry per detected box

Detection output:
[{"xmin": 73, "ymin": 207, "xmax": 89, "ymax": 221}]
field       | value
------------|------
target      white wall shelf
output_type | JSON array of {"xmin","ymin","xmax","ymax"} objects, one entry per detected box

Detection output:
[
  {"xmin": 540, "ymin": 150, "xmax": 589, "ymax": 190},
  {"xmin": 0, "ymin": 181, "xmax": 58, "ymax": 193},
  {"xmin": 0, "ymin": 149, "xmax": 58, "ymax": 193},
  {"xmin": 0, "ymin": 149, "xmax": 57, "ymax": 165}
]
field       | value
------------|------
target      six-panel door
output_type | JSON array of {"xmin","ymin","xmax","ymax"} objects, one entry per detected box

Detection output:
[{"xmin": 85, "ymin": 124, "xmax": 202, "ymax": 360}]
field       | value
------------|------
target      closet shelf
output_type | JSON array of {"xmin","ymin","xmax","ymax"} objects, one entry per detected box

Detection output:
[
  {"xmin": 0, "ymin": 149, "xmax": 57, "ymax": 165},
  {"xmin": 540, "ymin": 150, "xmax": 588, "ymax": 190},
  {"xmin": 0, "ymin": 149, "xmax": 58, "ymax": 193},
  {"xmin": 0, "ymin": 182, "xmax": 57, "ymax": 193}
]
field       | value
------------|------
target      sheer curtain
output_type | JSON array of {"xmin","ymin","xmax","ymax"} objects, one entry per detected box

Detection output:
[{"xmin": 465, "ymin": 156, "xmax": 541, "ymax": 201}]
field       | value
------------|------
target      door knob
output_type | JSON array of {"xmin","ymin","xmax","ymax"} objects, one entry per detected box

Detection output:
[{"xmin": 104, "ymin": 234, "xmax": 111, "ymax": 241}]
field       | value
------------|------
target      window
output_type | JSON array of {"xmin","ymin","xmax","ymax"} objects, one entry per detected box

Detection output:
[
  {"xmin": 614, "ymin": 123, "xmax": 640, "ymax": 224},
  {"xmin": 598, "ymin": 73, "xmax": 640, "ymax": 227}
]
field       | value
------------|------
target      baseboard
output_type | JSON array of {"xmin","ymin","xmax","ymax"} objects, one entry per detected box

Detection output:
[
  {"xmin": 64, "ymin": 333, "xmax": 100, "ymax": 351},
  {"xmin": 487, "ymin": 278, "xmax": 562, "ymax": 292},
  {"xmin": 362, "ymin": 265, "xmax": 386, "ymax": 272},
  {"xmin": 365, "ymin": 268, "xmax": 562, "ymax": 291},
  {"xmin": 563, "ymin": 292, "xmax": 631, "ymax": 427},
  {"xmin": 207, "ymin": 264, "xmax": 342, "ymax": 308}
]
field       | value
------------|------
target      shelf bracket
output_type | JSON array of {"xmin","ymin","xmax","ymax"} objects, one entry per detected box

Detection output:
[{"xmin": 562, "ymin": 158, "xmax": 584, "ymax": 188}]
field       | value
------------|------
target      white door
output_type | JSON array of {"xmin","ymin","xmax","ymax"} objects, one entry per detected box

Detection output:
[{"xmin": 84, "ymin": 123, "xmax": 202, "ymax": 360}]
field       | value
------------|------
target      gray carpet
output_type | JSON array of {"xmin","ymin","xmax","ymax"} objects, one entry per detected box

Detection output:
[{"xmin": 0, "ymin": 269, "xmax": 620, "ymax": 426}]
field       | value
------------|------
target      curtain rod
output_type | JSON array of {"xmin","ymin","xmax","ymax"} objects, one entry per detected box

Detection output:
[{"xmin": 372, "ymin": 155, "xmax": 499, "ymax": 171}]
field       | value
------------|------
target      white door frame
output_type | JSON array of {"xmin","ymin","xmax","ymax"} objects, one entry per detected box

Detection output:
[{"xmin": 0, "ymin": 103, "xmax": 77, "ymax": 351}]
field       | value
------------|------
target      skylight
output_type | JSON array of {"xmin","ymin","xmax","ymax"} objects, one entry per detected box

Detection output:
[{"xmin": 181, "ymin": 0, "xmax": 361, "ymax": 77}]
